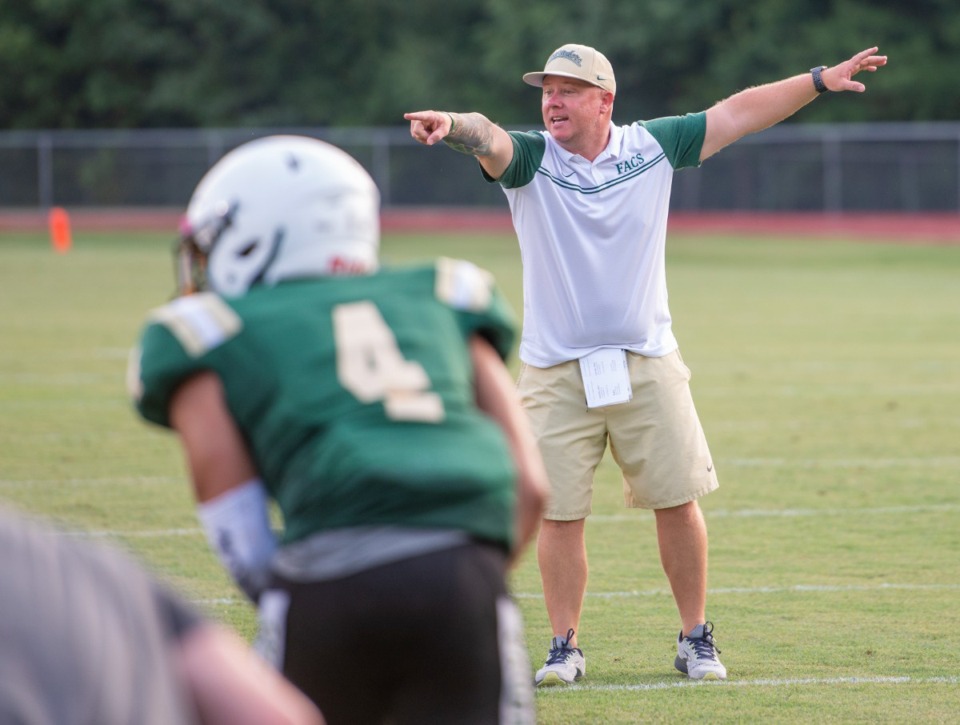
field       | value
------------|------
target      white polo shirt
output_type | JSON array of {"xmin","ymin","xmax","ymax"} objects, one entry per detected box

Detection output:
[{"xmin": 487, "ymin": 113, "xmax": 706, "ymax": 367}]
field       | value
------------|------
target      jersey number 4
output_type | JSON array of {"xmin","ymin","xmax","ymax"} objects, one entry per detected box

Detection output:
[{"xmin": 333, "ymin": 301, "xmax": 445, "ymax": 423}]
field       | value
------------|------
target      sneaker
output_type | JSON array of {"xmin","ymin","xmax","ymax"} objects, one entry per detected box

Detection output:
[
  {"xmin": 674, "ymin": 621, "xmax": 727, "ymax": 680},
  {"xmin": 534, "ymin": 629, "xmax": 585, "ymax": 686}
]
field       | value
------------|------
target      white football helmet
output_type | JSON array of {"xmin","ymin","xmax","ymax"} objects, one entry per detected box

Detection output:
[{"xmin": 176, "ymin": 135, "xmax": 380, "ymax": 296}]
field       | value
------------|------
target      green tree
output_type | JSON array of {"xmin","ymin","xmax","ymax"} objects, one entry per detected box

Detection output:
[{"xmin": 0, "ymin": 0, "xmax": 956, "ymax": 129}]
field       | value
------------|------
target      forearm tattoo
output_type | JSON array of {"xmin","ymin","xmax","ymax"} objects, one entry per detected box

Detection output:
[{"xmin": 443, "ymin": 113, "xmax": 496, "ymax": 157}]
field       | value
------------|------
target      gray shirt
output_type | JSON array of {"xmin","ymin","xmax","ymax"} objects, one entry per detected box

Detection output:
[{"xmin": 0, "ymin": 507, "xmax": 201, "ymax": 725}]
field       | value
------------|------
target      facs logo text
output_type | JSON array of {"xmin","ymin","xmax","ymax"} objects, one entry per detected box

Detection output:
[{"xmin": 616, "ymin": 153, "xmax": 644, "ymax": 175}]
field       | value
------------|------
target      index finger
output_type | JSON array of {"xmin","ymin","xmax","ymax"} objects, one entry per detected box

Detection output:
[{"xmin": 852, "ymin": 46, "xmax": 886, "ymax": 66}]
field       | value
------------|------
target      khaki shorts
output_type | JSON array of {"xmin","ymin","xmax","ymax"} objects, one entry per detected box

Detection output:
[{"xmin": 516, "ymin": 350, "xmax": 718, "ymax": 519}]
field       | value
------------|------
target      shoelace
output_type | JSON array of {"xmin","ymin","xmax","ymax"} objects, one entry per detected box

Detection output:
[
  {"xmin": 685, "ymin": 622, "xmax": 722, "ymax": 661},
  {"xmin": 545, "ymin": 628, "xmax": 578, "ymax": 665}
]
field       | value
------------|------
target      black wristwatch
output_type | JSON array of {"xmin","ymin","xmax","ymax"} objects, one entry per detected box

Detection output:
[{"xmin": 810, "ymin": 65, "xmax": 828, "ymax": 94}]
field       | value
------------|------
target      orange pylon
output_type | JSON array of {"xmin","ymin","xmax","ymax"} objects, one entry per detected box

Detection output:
[{"xmin": 49, "ymin": 207, "xmax": 72, "ymax": 253}]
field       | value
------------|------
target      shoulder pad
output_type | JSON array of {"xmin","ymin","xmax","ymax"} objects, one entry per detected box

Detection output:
[
  {"xmin": 148, "ymin": 293, "xmax": 242, "ymax": 357},
  {"xmin": 434, "ymin": 257, "xmax": 494, "ymax": 313}
]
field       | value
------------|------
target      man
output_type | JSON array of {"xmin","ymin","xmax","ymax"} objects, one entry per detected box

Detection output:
[
  {"xmin": 0, "ymin": 504, "xmax": 322, "ymax": 724},
  {"xmin": 405, "ymin": 44, "xmax": 887, "ymax": 685},
  {"xmin": 128, "ymin": 135, "xmax": 548, "ymax": 723}
]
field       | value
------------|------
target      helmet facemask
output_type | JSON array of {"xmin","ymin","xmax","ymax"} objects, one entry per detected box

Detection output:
[{"xmin": 174, "ymin": 201, "xmax": 236, "ymax": 296}]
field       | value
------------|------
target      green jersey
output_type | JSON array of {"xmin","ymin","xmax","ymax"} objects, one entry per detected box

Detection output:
[{"xmin": 130, "ymin": 259, "xmax": 519, "ymax": 549}]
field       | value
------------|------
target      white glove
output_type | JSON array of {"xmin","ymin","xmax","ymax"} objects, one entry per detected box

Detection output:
[{"xmin": 197, "ymin": 479, "xmax": 278, "ymax": 603}]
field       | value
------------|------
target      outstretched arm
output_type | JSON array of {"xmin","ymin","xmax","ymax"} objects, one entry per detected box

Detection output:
[
  {"xmin": 701, "ymin": 46, "xmax": 887, "ymax": 161},
  {"xmin": 404, "ymin": 110, "xmax": 515, "ymax": 180}
]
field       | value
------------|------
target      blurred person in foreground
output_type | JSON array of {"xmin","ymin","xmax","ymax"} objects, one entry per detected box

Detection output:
[
  {"xmin": 0, "ymin": 504, "xmax": 322, "ymax": 725},
  {"xmin": 127, "ymin": 134, "xmax": 548, "ymax": 724},
  {"xmin": 406, "ymin": 45, "xmax": 887, "ymax": 685}
]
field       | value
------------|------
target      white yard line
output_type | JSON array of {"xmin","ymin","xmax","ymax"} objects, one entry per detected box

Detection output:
[
  {"xmin": 722, "ymin": 457, "xmax": 960, "ymax": 468},
  {"xmin": 591, "ymin": 502, "xmax": 960, "ymax": 522},
  {"xmin": 36, "ymin": 501, "xmax": 958, "ymax": 539},
  {"xmin": 0, "ymin": 476, "xmax": 183, "ymax": 487},
  {"xmin": 513, "ymin": 581, "xmax": 960, "ymax": 600},
  {"xmin": 537, "ymin": 674, "xmax": 960, "ymax": 693},
  {"xmin": 66, "ymin": 527, "xmax": 201, "ymax": 538},
  {"xmin": 194, "ymin": 581, "xmax": 960, "ymax": 607}
]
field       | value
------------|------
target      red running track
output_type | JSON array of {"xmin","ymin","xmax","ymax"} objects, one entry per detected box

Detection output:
[{"xmin": 2, "ymin": 208, "xmax": 959, "ymax": 243}]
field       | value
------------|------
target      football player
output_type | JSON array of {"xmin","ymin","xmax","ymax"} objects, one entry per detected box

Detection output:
[{"xmin": 128, "ymin": 135, "xmax": 547, "ymax": 724}]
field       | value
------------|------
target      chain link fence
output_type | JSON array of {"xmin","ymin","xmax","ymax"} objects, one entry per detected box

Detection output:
[{"xmin": 2, "ymin": 123, "xmax": 959, "ymax": 212}]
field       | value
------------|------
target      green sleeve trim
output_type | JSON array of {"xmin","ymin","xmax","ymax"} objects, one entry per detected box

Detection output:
[
  {"xmin": 480, "ymin": 131, "xmax": 546, "ymax": 188},
  {"xmin": 640, "ymin": 112, "xmax": 706, "ymax": 169}
]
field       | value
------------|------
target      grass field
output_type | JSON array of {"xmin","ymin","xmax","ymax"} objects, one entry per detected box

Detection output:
[{"xmin": 2, "ymin": 229, "xmax": 959, "ymax": 723}]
